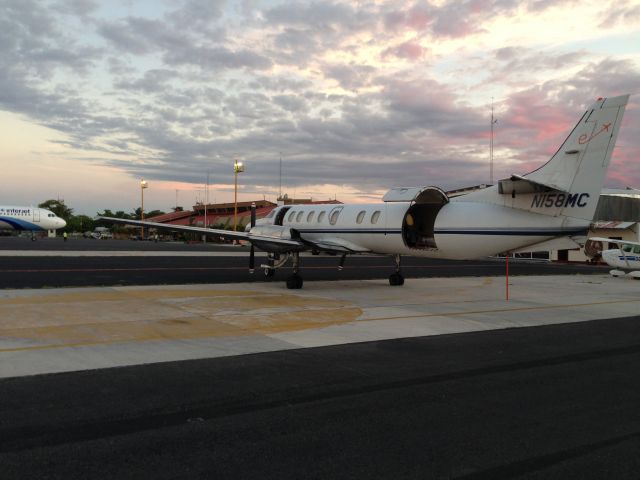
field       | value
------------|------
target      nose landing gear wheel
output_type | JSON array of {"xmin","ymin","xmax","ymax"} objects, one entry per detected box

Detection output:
[
  {"xmin": 389, "ymin": 273, "xmax": 404, "ymax": 286},
  {"xmin": 286, "ymin": 274, "xmax": 303, "ymax": 289}
]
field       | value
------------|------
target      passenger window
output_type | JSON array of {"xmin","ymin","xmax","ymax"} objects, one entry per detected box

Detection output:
[
  {"xmin": 371, "ymin": 210, "xmax": 381, "ymax": 224},
  {"xmin": 329, "ymin": 207, "xmax": 343, "ymax": 225},
  {"xmin": 356, "ymin": 211, "xmax": 365, "ymax": 224},
  {"xmin": 296, "ymin": 211, "xmax": 304, "ymax": 222},
  {"xmin": 318, "ymin": 211, "xmax": 326, "ymax": 223},
  {"xmin": 307, "ymin": 211, "xmax": 315, "ymax": 222},
  {"xmin": 287, "ymin": 211, "xmax": 296, "ymax": 222}
]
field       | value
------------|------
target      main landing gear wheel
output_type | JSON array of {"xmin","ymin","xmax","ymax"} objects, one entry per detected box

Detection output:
[
  {"xmin": 264, "ymin": 267, "xmax": 275, "ymax": 278},
  {"xmin": 389, "ymin": 254, "xmax": 404, "ymax": 286},
  {"xmin": 286, "ymin": 274, "xmax": 303, "ymax": 289}
]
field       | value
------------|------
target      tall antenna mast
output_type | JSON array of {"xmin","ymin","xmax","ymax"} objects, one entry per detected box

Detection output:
[
  {"xmin": 490, "ymin": 98, "xmax": 498, "ymax": 184},
  {"xmin": 279, "ymin": 152, "xmax": 282, "ymax": 200}
]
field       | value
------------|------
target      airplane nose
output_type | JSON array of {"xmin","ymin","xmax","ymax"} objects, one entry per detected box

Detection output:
[{"xmin": 59, "ymin": 218, "xmax": 67, "ymax": 228}]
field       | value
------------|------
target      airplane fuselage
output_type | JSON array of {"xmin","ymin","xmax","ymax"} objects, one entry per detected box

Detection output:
[
  {"xmin": 0, "ymin": 206, "xmax": 67, "ymax": 231},
  {"xmin": 268, "ymin": 198, "xmax": 589, "ymax": 259},
  {"xmin": 601, "ymin": 248, "xmax": 640, "ymax": 270}
]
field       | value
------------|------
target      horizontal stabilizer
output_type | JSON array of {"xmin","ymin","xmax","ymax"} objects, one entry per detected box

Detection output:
[{"xmin": 498, "ymin": 175, "xmax": 569, "ymax": 195}]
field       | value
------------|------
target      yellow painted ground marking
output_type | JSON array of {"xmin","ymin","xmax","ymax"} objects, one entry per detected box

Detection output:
[
  {"xmin": 0, "ymin": 289, "xmax": 363, "ymax": 352},
  {"xmin": 170, "ymin": 293, "xmax": 349, "ymax": 311}
]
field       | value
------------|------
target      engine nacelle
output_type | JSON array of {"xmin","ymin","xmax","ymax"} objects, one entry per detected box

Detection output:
[
  {"xmin": 249, "ymin": 224, "xmax": 298, "ymax": 240},
  {"xmin": 248, "ymin": 224, "xmax": 304, "ymax": 253}
]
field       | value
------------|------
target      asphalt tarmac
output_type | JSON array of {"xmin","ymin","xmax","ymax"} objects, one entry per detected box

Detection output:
[
  {"xmin": 1, "ymin": 315, "xmax": 639, "ymax": 479},
  {"xmin": 1, "ymin": 236, "xmax": 634, "ymax": 479},
  {"xmin": 0, "ymin": 237, "xmax": 607, "ymax": 289}
]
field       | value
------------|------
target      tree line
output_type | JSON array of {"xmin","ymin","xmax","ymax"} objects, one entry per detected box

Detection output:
[{"xmin": 38, "ymin": 199, "xmax": 169, "ymax": 233}]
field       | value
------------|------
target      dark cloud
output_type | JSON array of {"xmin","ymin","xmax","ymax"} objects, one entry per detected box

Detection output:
[
  {"xmin": 322, "ymin": 63, "xmax": 377, "ymax": 90},
  {"xmin": 113, "ymin": 69, "xmax": 178, "ymax": 93},
  {"xmin": 53, "ymin": 0, "xmax": 99, "ymax": 17},
  {"xmin": 599, "ymin": 0, "xmax": 640, "ymax": 28},
  {"xmin": 0, "ymin": 0, "xmax": 639, "ymax": 208},
  {"xmin": 163, "ymin": 45, "xmax": 273, "ymax": 71}
]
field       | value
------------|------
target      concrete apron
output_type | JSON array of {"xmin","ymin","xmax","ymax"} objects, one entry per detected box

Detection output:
[{"xmin": 1, "ymin": 274, "xmax": 638, "ymax": 378}]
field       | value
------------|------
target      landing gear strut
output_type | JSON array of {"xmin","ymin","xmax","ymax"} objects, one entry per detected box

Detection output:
[
  {"xmin": 264, "ymin": 254, "xmax": 276, "ymax": 278},
  {"xmin": 389, "ymin": 254, "xmax": 404, "ymax": 286},
  {"xmin": 286, "ymin": 252, "xmax": 303, "ymax": 289}
]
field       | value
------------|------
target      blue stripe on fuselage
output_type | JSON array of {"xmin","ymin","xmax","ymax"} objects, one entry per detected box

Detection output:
[
  {"xmin": 293, "ymin": 227, "xmax": 586, "ymax": 236},
  {"xmin": 0, "ymin": 216, "xmax": 44, "ymax": 231}
]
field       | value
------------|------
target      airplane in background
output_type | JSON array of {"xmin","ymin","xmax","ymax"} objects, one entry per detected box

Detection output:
[
  {"xmin": 102, "ymin": 94, "xmax": 631, "ymax": 289},
  {"xmin": 589, "ymin": 237, "xmax": 640, "ymax": 279},
  {"xmin": 0, "ymin": 206, "xmax": 67, "ymax": 239}
]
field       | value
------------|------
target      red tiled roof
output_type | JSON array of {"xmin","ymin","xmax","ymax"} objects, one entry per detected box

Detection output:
[{"xmin": 147, "ymin": 210, "xmax": 193, "ymax": 222}]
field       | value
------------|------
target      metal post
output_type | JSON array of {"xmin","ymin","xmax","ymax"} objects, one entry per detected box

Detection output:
[
  {"xmin": 233, "ymin": 159, "xmax": 244, "ymax": 234},
  {"xmin": 233, "ymin": 168, "xmax": 238, "ymax": 233},
  {"xmin": 140, "ymin": 179, "xmax": 148, "ymax": 239},
  {"xmin": 506, "ymin": 252, "xmax": 509, "ymax": 301}
]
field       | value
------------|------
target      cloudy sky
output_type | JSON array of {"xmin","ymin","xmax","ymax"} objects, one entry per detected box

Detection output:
[{"xmin": 1, "ymin": 0, "xmax": 639, "ymax": 215}]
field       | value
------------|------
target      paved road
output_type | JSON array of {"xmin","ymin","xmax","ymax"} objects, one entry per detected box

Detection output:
[
  {"xmin": 1, "ymin": 315, "xmax": 639, "ymax": 479},
  {"xmin": 0, "ymin": 237, "xmax": 607, "ymax": 289}
]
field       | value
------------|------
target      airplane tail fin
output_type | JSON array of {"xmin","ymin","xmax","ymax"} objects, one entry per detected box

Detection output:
[{"xmin": 495, "ymin": 94, "xmax": 629, "ymax": 222}]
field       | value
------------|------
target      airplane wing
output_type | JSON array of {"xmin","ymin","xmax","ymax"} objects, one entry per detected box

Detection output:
[{"xmin": 98, "ymin": 217, "xmax": 306, "ymax": 253}]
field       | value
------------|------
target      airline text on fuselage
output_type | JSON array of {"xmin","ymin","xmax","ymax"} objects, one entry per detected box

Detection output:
[
  {"xmin": 0, "ymin": 208, "xmax": 32, "ymax": 216},
  {"xmin": 530, "ymin": 193, "xmax": 589, "ymax": 209}
]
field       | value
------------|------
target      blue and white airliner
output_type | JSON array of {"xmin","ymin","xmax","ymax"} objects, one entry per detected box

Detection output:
[
  {"xmin": 102, "ymin": 94, "xmax": 631, "ymax": 289},
  {"xmin": 0, "ymin": 206, "xmax": 67, "ymax": 237}
]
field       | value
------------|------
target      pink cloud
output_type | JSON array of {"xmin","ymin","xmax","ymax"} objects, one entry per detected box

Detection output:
[
  {"xmin": 406, "ymin": 6, "xmax": 430, "ymax": 30},
  {"xmin": 382, "ymin": 41, "xmax": 427, "ymax": 60},
  {"xmin": 383, "ymin": 5, "xmax": 431, "ymax": 32}
]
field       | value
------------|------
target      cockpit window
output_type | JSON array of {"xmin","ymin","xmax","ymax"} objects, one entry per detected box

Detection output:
[{"xmin": 622, "ymin": 244, "xmax": 632, "ymax": 252}]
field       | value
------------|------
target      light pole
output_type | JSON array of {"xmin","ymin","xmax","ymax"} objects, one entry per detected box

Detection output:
[
  {"xmin": 140, "ymin": 179, "xmax": 148, "ymax": 239},
  {"xmin": 233, "ymin": 158, "xmax": 244, "ymax": 234}
]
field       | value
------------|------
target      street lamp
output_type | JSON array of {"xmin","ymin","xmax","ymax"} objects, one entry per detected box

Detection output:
[
  {"xmin": 233, "ymin": 159, "xmax": 244, "ymax": 233},
  {"xmin": 140, "ymin": 179, "xmax": 148, "ymax": 239}
]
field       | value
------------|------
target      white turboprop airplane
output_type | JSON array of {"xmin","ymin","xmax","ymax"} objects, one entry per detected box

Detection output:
[
  {"xmin": 0, "ymin": 206, "xmax": 67, "ymax": 238},
  {"xmin": 101, "ymin": 94, "xmax": 630, "ymax": 289},
  {"xmin": 589, "ymin": 237, "xmax": 640, "ymax": 279}
]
